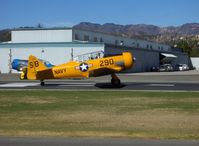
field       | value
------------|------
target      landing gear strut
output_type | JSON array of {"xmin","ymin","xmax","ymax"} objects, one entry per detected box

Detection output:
[
  {"xmin": 40, "ymin": 81, "xmax": 45, "ymax": 86},
  {"xmin": 111, "ymin": 74, "xmax": 121, "ymax": 87}
]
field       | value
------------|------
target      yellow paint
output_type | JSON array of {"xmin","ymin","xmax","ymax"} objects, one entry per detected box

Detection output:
[{"xmin": 23, "ymin": 52, "xmax": 134, "ymax": 81}]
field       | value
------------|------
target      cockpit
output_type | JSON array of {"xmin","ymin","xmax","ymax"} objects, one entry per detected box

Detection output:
[{"xmin": 74, "ymin": 50, "xmax": 104, "ymax": 62}]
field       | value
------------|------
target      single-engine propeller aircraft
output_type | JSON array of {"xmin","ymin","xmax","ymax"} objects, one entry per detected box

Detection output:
[
  {"xmin": 16, "ymin": 52, "xmax": 134, "ymax": 86},
  {"xmin": 12, "ymin": 59, "xmax": 54, "ymax": 71}
]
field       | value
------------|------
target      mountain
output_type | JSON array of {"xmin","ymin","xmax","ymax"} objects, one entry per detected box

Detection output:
[
  {"xmin": 74, "ymin": 22, "xmax": 159, "ymax": 37},
  {"xmin": 1, "ymin": 22, "xmax": 199, "ymax": 42},
  {"xmin": 74, "ymin": 22, "xmax": 199, "ymax": 56},
  {"xmin": 73, "ymin": 22, "xmax": 199, "ymax": 41}
]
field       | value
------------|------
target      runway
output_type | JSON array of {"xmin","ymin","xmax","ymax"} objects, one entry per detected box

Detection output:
[
  {"xmin": 0, "ymin": 80, "xmax": 199, "ymax": 91},
  {"xmin": 0, "ymin": 137, "xmax": 199, "ymax": 146},
  {"xmin": 1, "ymin": 71, "xmax": 199, "ymax": 91}
]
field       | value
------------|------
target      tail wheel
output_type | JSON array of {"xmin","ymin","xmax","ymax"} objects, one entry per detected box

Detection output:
[
  {"xmin": 20, "ymin": 68, "xmax": 27, "ymax": 80},
  {"xmin": 40, "ymin": 81, "xmax": 45, "ymax": 86},
  {"xmin": 20, "ymin": 72, "xmax": 25, "ymax": 80}
]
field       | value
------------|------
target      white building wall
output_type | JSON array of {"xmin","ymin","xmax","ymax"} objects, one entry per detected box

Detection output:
[
  {"xmin": 191, "ymin": 57, "xmax": 199, "ymax": 70},
  {"xmin": 12, "ymin": 48, "xmax": 71, "ymax": 66},
  {"xmin": 12, "ymin": 29, "xmax": 73, "ymax": 43}
]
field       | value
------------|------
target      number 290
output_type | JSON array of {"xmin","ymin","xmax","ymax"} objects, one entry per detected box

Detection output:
[{"xmin": 100, "ymin": 59, "xmax": 114, "ymax": 67}]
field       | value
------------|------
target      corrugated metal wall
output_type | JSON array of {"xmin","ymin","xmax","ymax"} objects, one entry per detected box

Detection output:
[
  {"xmin": 73, "ymin": 29, "xmax": 171, "ymax": 51},
  {"xmin": 105, "ymin": 46, "xmax": 159, "ymax": 73},
  {"xmin": 12, "ymin": 29, "xmax": 73, "ymax": 43}
]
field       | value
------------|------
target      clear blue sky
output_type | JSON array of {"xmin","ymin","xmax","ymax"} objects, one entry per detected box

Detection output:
[{"xmin": 1, "ymin": 0, "xmax": 199, "ymax": 29}]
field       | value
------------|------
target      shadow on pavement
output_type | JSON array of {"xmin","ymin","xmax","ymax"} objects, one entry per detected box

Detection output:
[{"xmin": 95, "ymin": 83, "xmax": 126, "ymax": 89}]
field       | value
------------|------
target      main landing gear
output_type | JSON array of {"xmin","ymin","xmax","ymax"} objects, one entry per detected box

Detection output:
[
  {"xmin": 40, "ymin": 81, "xmax": 45, "ymax": 86},
  {"xmin": 111, "ymin": 74, "xmax": 121, "ymax": 87}
]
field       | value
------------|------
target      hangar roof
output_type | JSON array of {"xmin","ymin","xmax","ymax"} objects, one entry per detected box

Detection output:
[
  {"xmin": 12, "ymin": 27, "xmax": 72, "ymax": 31},
  {"xmin": 0, "ymin": 41, "xmax": 104, "ymax": 48}
]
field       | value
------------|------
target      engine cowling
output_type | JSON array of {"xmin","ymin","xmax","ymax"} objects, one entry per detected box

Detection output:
[{"xmin": 122, "ymin": 52, "xmax": 134, "ymax": 70}]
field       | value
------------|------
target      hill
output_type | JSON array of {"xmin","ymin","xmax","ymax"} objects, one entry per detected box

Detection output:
[
  {"xmin": 74, "ymin": 22, "xmax": 199, "ymax": 56},
  {"xmin": 1, "ymin": 23, "xmax": 199, "ymax": 56},
  {"xmin": 73, "ymin": 22, "xmax": 199, "ymax": 41}
]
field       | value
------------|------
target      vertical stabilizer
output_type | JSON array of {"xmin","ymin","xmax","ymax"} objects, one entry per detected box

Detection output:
[{"xmin": 27, "ymin": 55, "xmax": 47, "ymax": 80}]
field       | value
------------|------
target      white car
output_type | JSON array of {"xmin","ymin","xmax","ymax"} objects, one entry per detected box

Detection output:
[
  {"xmin": 159, "ymin": 64, "xmax": 173, "ymax": 72},
  {"xmin": 175, "ymin": 64, "xmax": 189, "ymax": 71}
]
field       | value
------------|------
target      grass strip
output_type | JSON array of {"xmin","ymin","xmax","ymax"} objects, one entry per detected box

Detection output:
[{"xmin": 0, "ymin": 90, "xmax": 199, "ymax": 139}]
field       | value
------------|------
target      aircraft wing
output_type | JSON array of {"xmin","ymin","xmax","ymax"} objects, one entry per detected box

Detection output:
[
  {"xmin": 35, "ymin": 68, "xmax": 54, "ymax": 80},
  {"xmin": 89, "ymin": 67, "xmax": 122, "ymax": 77}
]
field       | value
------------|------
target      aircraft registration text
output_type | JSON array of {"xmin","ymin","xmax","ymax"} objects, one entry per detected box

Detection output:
[{"xmin": 100, "ymin": 59, "xmax": 114, "ymax": 67}]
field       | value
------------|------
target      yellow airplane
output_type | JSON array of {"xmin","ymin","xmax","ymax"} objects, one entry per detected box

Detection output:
[{"xmin": 20, "ymin": 52, "xmax": 134, "ymax": 86}]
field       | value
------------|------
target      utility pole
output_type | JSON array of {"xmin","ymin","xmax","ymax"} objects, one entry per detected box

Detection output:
[{"xmin": 8, "ymin": 48, "xmax": 12, "ymax": 74}]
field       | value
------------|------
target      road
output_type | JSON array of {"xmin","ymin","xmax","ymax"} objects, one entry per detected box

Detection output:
[
  {"xmin": 0, "ymin": 80, "xmax": 199, "ymax": 91},
  {"xmin": 0, "ymin": 137, "xmax": 199, "ymax": 146}
]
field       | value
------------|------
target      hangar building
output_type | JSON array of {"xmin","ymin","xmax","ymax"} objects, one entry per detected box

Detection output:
[{"xmin": 0, "ymin": 28, "xmax": 189, "ymax": 73}]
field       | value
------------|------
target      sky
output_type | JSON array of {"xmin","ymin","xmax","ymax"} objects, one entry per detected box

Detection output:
[{"xmin": 1, "ymin": 0, "xmax": 199, "ymax": 29}]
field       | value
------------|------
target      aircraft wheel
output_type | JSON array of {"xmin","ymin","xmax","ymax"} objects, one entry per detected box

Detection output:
[
  {"xmin": 20, "ymin": 73, "xmax": 25, "ymax": 80},
  {"xmin": 40, "ymin": 81, "xmax": 45, "ymax": 86},
  {"xmin": 111, "ymin": 78, "xmax": 121, "ymax": 87}
]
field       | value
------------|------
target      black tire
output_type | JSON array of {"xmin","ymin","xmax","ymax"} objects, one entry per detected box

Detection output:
[
  {"xmin": 40, "ymin": 81, "xmax": 45, "ymax": 86},
  {"xmin": 111, "ymin": 78, "xmax": 121, "ymax": 87}
]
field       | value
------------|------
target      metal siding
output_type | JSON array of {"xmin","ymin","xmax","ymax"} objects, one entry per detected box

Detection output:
[
  {"xmin": 12, "ymin": 47, "xmax": 71, "ymax": 65},
  {"xmin": 105, "ymin": 47, "xmax": 159, "ymax": 73},
  {"xmin": 172, "ymin": 54, "xmax": 188, "ymax": 65},
  {"xmin": 12, "ymin": 29, "xmax": 73, "ymax": 43},
  {"xmin": 72, "ymin": 47, "xmax": 104, "ymax": 57},
  {"xmin": 0, "ymin": 48, "xmax": 10, "ymax": 73},
  {"xmin": 73, "ymin": 29, "xmax": 170, "ymax": 51}
]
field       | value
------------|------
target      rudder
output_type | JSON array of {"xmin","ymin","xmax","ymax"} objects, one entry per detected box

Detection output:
[{"xmin": 27, "ymin": 55, "xmax": 48, "ymax": 80}]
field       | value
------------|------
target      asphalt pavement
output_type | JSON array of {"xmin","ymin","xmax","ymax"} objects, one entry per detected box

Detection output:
[
  {"xmin": 1, "ymin": 70, "xmax": 199, "ymax": 83},
  {"xmin": 0, "ymin": 71, "xmax": 199, "ymax": 91},
  {"xmin": 0, "ymin": 137, "xmax": 199, "ymax": 146}
]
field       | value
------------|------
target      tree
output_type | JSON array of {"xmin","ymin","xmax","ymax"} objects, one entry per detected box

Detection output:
[
  {"xmin": 176, "ymin": 40, "xmax": 192, "ymax": 56},
  {"xmin": 0, "ymin": 30, "xmax": 11, "ymax": 42}
]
